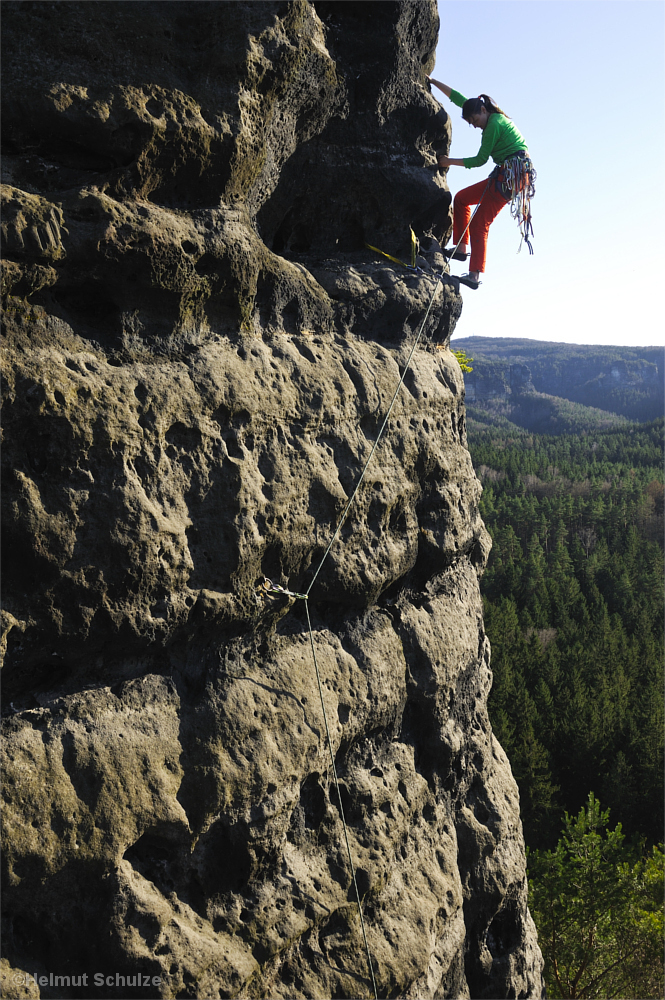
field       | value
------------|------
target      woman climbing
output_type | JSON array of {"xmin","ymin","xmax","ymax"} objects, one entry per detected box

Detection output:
[{"xmin": 427, "ymin": 78, "xmax": 536, "ymax": 289}]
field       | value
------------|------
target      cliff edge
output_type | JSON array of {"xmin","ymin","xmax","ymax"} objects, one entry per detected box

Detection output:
[{"xmin": 1, "ymin": 3, "xmax": 543, "ymax": 997}]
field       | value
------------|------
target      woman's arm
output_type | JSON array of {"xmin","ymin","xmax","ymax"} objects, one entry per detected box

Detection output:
[
  {"xmin": 428, "ymin": 79, "xmax": 467, "ymax": 109},
  {"xmin": 437, "ymin": 155, "xmax": 465, "ymax": 169},
  {"xmin": 460, "ymin": 115, "xmax": 500, "ymax": 169},
  {"xmin": 427, "ymin": 77, "xmax": 452, "ymax": 98}
]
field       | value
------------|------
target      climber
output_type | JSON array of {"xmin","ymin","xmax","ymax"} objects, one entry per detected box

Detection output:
[{"xmin": 427, "ymin": 77, "xmax": 536, "ymax": 290}]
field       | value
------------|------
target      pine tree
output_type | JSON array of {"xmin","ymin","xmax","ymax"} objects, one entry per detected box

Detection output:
[{"xmin": 528, "ymin": 795, "xmax": 664, "ymax": 999}]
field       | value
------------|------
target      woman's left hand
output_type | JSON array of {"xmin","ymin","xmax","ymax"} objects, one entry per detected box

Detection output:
[{"xmin": 437, "ymin": 155, "xmax": 465, "ymax": 169}]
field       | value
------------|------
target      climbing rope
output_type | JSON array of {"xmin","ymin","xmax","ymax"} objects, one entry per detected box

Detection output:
[
  {"xmin": 367, "ymin": 179, "xmax": 491, "ymax": 274},
  {"xmin": 253, "ymin": 266, "xmax": 444, "ymax": 998},
  {"xmin": 301, "ymin": 271, "xmax": 442, "ymax": 999},
  {"xmin": 251, "ymin": 172, "xmax": 528, "ymax": 982},
  {"xmin": 446, "ymin": 174, "xmax": 492, "ymax": 265},
  {"xmin": 305, "ymin": 274, "xmax": 443, "ymax": 598},
  {"xmin": 495, "ymin": 153, "xmax": 536, "ymax": 254}
]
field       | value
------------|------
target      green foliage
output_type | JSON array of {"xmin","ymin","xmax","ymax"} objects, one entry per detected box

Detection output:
[
  {"xmin": 465, "ymin": 373, "xmax": 664, "ymax": 996},
  {"xmin": 452, "ymin": 349, "xmax": 473, "ymax": 373},
  {"xmin": 467, "ymin": 418, "xmax": 664, "ymax": 848},
  {"xmin": 528, "ymin": 794, "xmax": 665, "ymax": 999}
]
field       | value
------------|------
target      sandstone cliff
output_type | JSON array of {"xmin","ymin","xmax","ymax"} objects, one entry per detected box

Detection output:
[{"xmin": 1, "ymin": 3, "xmax": 543, "ymax": 998}]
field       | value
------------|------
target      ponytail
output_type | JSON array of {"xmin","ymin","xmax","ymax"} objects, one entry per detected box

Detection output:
[{"xmin": 462, "ymin": 94, "xmax": 508, "ymax": 121}]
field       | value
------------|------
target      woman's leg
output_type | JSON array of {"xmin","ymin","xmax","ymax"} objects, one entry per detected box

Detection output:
[
  {"xmin": 467, "ymin": 184, "xmax": 509, "ymax": 273},
  {"xmin": 453, "ymin": 178, "xmax": 490, "ymax": 250}
]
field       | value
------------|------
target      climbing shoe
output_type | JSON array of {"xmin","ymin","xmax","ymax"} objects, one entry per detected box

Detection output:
[
  {"xmin": 458, "ymin": 273, "xmax": 481, "ymax": 290},
  {"xmin": 442, "ymin": 247, "xmax": 469, "ymax": 261}
]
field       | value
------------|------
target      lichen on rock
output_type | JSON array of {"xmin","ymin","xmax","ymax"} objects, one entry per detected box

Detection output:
[{"xmin": 1, "ymin": 2, "xmax": 543, "ymax": 998}]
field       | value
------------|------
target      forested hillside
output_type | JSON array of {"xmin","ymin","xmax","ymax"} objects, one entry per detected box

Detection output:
[
  {"xmin": 460, "ymin": 337, "xmax": 665, "ymax": 998},
  {"xmin": 469, "ymin": 393, "xmax": 631, "ymax": 436},
  {"xmin": 454, "ymin": 337, "xmax": 663, "ymax": 423},
  {"xmin": 466, "ymin": 412, "xmax": 664, "ymax": 850}
]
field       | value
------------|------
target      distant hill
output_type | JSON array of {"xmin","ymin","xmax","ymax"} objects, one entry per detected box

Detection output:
[
  {"xmin": 452, "ymin": 337, "xmax": 664, "ymax": 425},
  {"xmin": 466, "ymin": 393, "xmax": 631, "ymax": 437}
]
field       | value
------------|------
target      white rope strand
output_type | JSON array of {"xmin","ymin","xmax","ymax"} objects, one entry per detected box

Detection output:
[
  {"xmin": 272, "ymin": 262, "xmax": 456, "ymax": 996},
  {"xmin": 305, "ymin": 275, "xmax": 443, "ymax": 598},
  {"xmin": 445, "ymin": 175, "xmax": 491, "ymax": 268}
]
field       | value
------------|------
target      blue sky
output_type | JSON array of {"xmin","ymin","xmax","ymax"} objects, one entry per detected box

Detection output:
[{"xmin": 432, "ymin": 0, "xmax": 664, "ymax": 347}]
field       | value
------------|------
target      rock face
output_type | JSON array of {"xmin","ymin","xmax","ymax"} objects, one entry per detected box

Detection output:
[{"xmin": 1, "ymin": 3, "xmax": 543, "ymax": 998}]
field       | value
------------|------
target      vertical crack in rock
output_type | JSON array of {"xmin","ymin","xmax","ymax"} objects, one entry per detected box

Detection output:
[{"xmin": 1, "ymin": 2, "xmax": 543, "ymax": 997}]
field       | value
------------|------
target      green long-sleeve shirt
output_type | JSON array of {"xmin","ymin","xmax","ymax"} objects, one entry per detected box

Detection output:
[{"xmin": 450, "ymin": 88, "xmax": 528, "ymax": 168}]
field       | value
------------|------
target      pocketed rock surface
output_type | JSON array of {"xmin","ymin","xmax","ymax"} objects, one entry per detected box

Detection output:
[{"xmin": 1, "ymin": 2, "xmax": 543, "ymax": 998}]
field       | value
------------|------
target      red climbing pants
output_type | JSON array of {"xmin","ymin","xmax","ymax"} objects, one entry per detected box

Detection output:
[{"xmin": 453, "ymin": 177, "xmax": 508, "ymax": 273}]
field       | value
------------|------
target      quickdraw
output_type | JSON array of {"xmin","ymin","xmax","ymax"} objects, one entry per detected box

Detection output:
[
  {"xmin": 365, "ymin": 226, "xmax": 419, "ymax": 270},
  {"xmin": 255, "ymin": 576, "xmax": 308, "ymax": 603},
  {"xmin": 497, "ymin": 153, "xmax": 536, "ymax": 254},
  {"xmin": 250, "ymin": 260, "xmax": 446, "ymax": 1000}
]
